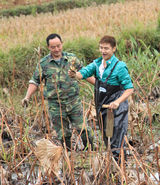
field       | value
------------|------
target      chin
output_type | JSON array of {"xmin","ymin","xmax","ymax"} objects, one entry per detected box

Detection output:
[{"xmin": 103, "ymin": 57, "xmax": 109, "ymax": 61}]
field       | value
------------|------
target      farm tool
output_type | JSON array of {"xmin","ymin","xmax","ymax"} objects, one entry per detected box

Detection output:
[{"xmin": 102, "ymin": 104, "xmax": 114, "ymax": 146}]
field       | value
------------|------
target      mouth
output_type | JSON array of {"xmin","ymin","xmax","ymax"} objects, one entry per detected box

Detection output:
[
  {"xmin": 102, "ymin": 54, "xmax": 107, "ymax": 57},
  {"xmin": 54, "ymin": 51, "xmax": 60, "ymax": 55}
]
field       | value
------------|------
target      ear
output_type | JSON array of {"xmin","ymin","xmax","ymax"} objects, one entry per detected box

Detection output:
[{"xmin": 113, "ymin": 46, "xmax": 116, "ymax": 53}]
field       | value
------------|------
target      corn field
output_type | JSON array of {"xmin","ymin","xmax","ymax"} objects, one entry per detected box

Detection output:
[{"xmin": 0, "ymin": 0, "xmax": 159, "ymax": 52}]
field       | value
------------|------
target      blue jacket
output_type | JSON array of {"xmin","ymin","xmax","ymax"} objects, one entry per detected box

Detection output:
[{"xmin": 79, "ymin": 54, "xmax": 133, "ymax": 90}]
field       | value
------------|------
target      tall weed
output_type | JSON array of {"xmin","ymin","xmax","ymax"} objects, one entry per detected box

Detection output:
[
  {"xmin": 64, "ymin": 37, "xmax": 99, "ymax": 65},
  {"xmin": 118, "ymin": 36, "xmax": 160, "ymax": 95}
]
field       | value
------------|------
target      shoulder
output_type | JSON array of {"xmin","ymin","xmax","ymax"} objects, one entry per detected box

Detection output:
[
  {"xmin": 116, "ymin": 60, "xmax": 127, "ymax": 69},
  {"xmin": 62, "ymin": 52, "xmax": 79, "ymax": 64},
  {"xmin": 40, "ymin": 54, "xmax": 50, "ymax": 65},
  {"xmin": 63, "ymin": 51, "xmax": 76, "ymax": 58},
  {"xmin": 94, "ymin": 57, "xmax": 102, "ymax": 63},
  {"xmin": 93, "ymin": 57, "xmax": 102, "ymax": 66}
]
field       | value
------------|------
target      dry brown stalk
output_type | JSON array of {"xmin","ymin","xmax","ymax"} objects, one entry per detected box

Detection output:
[
  {"xmin": 82, "ymin": 98, "xmax": 90, "ymax": 148},
  {"xmin": 124, "ymin": 136, "xmax": 155, "ymax": 185},
  {"xmin": 79, "ymin": 80, "xmax": 94, "ymax": 99},
  {"xmin": 155, "ymin": 146, "xmax": 160, "ymax": 181},
  {"xmin": 13, "ymin": 151, "xmax": 33, "ymax": 170},
  {"xmin": 26, "ymin": 157, "xmax": 38, "ymax": 182},
  {"xmin": 19, "ymin": 117, "xmax": 24, "ymax": 158},
  {"xmin": 37, "ymin": 47, "xmax": 51, "ymax": 135},
  {"xmin": 70, "ymin": 145, "xmax": 76, "ymax": 184},
  {"xmin": 63, "ymin": 142, "xmax": 71, "ymax": 173},
  {"xmin": 106, "ymin": 150, "xmax": 111, "ymax": 185},
  {"xmin": 136, "ymin": 160, "xmax": 141, "ymax": 184},
  {"xmin": 0, "ymin": 166, "xmax": 9, "ymax": 185},
  {"xmin": 120, "ymin": 147, "xmax": 125, "ymax": 185},
  {"xmin": 2, "ymin": 116, "xmax": 15, "ymax": 145},
  {"xmin": 80, "ymin": 170, "xmax": 91, "ymax": 185},
  {"xmin": 92, "ymin": 153, "xmax": 106, "ymax": 185},
  {"xmin": 53, "ymin": 75, "xmax": 66, "ymax": 144},
  {"xmin": 35, "ymin": 167, "xmax": 42, "ymax": 185},
  {"xmin": 135, "ymin": 79, "xmax": 157, "ymax": 167},
  {"xmin": 29, "ymin": 109, "xmax": 40, "ymax": 132},
  {"xmin": 91, "ymin": 153, "xmax": 99, "ymax": 179},
  {"xmin": 111, "ymin": 156, "xmax": 127, "ymax": 183}
]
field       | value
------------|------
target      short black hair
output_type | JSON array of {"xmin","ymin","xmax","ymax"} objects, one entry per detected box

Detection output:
[
  {"xmin": 99, "ymin": 35, "xmax": 116, "ymax": 48},
  {"xmin": 46, "ymin": 33, "xmax": 62, "ymax": 46}
]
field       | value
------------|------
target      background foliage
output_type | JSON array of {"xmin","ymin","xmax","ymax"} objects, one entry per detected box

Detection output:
[{"xmin": 0, "ymin": 0, "xmax": 123, "ymax": 17}]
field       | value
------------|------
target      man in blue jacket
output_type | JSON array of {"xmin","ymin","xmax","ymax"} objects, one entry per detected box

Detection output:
[{"xmin": 68, "ymin": 35, "xmax": 134, "ymax": 161}]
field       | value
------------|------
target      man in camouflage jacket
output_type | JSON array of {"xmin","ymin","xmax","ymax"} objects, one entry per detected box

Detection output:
[{"xmin": 22, "ymin": 33, "xmax": 94, "ymax": 149}]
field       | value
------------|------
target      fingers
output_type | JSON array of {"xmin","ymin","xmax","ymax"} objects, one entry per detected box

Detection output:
[
  {"xmin": 68, "ymin": 70, "xmax": 76, "ymax": 78},
  {"xmin": 22, "ymin": 98, "xmax": 29, "ymax": 107},
  {"xmin": 109, "ymin": 102, "xmax": 119, "ymax": 109}
]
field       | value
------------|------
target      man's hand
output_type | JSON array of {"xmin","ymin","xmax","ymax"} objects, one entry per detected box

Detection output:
[
  {"xmin": 22, "ymin": 97, "xmax": 29, "ymax": 107},
  {"xmin": 68, "ymin": 69, "xmax": 76, "ymax": 78},
  {"xmin": 109, "ymin": 101, "xmax": 119, "ymax": 109},
  {"xmin": 68, "ymin": 70, "xmax": 83, "ymax": 80}
]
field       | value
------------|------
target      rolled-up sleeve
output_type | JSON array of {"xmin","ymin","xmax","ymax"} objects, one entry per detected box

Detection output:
[
  {"xmin": 79, "ymin": 62, "xmax": 96, "ymax": 79},
  {"xmin": 117, "ymin": 64, "xmax": 133, "ymax": 90},
  {"xmin": 29, "ymin": 63, "xmax": 42, "ymax": 86}
]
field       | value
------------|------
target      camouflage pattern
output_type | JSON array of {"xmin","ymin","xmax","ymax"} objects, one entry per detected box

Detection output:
[
  {"xmin": 48, "ymin": 96, "xmax": 83, "ymax": 140},
  {"xmin": 29, "ymin": 52, "xmax": 90, "ymax": 142},
  {"xmin": 29, "ymin": 52, "xmax": 83, "ymax": 101}
]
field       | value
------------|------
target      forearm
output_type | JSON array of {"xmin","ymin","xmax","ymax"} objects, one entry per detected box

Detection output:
[
  {"xmin": 25, "ymin": 83, "xmax": 38, "ymax": 99},
  {"xmin": 68, "ymin": 70, "xmax": 95, "ymax": 85},
  {"xmin": 86, "ymin": 76, "xmax": 95, "ymax": 85},
  {"xmin": 115, "ymin": 88, "xmax": 134, "ymax": 104},
  {"xmin": 109, "ymin": 88, "xmax": 134, "ymax": 109}
]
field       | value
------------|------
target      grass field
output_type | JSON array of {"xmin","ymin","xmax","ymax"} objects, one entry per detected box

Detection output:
[{"xmin": 0, "ymin": 0, "xmax": 159, "ymax": 52}]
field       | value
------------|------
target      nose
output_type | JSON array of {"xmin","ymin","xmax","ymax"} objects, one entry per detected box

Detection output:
[
  {"xmin": 55, "ymin": 46, "xmax": 59, "ymax": 51},
  {"xmin": 100, "ymin": 47, "xmax": 105, "ymax": 53}
]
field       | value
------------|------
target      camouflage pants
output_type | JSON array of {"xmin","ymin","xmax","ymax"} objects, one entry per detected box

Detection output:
[
  {"xmin": 48, "ymin": 97, "xmax": 83, "ymax": 138},
  {"xmin": 48, "ymin": 96, "xmax": 93, "ymax": 149}
]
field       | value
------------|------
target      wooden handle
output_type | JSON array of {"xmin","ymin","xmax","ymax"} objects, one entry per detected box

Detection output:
[
  {"xmin": 102, "ymin": 104, "xmax": 110, "ymax": 108},
  {"xmin": 105, "ymin": 109, "xmax": 114, "ymax": 137}
]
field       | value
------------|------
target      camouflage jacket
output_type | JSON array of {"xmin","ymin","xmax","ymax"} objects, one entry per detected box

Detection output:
[{"xmin": 29, "ymin": 52, "xmax": 83, "ymax": 101}]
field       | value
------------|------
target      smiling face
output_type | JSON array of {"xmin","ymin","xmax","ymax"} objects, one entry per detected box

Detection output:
[
  {"xmin": 99, "ymin": 42, "xmax": 116, "ymax": 61},
  {"xmin": 48, "ymin": 37, "xmax": 63, "ymax": 60}
]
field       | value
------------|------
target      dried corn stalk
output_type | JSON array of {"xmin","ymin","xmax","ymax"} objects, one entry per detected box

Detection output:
[{"xmin": 70, "ymin": 58, "xmax": 77, "ymax": 73}]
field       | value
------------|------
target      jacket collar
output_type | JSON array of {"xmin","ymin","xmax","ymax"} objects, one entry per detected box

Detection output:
[
  {"xmin": 48, "ymin": 52, "xmax": 67, "ymax": 63},
  {"xmin": 105, "ymin": 54, "xmax": 118, "ymax": 66},
  {"xmin": 94, "ymin": 54, "xmax": 118, "ymax": 66}
]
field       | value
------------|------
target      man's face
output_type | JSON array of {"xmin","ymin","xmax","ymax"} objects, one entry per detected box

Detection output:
[
  {"xmin": 99, "ymin": 43, "xmax": 116, "ymax": 61},
  {"xmin": 48, "ymin": 37, "xmax": 63, "ymax": 59}
]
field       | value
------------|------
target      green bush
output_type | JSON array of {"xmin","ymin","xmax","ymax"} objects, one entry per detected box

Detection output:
[
  {"xmin": 63, "ymin": 37, "xmax": 100, "ymax": 65},
  {"xmin": 0, "ymin": 28, "xmax": 159, "ymax": 93},
  {"xmin": 0, "ymin": 37, "xmax": 99, "ymax": 88},
  {"xmin": 117, "ymin": 28, "xmax": 160, "ymax": 58},
  {"xmin": 0, "ymin": 44, "xmax": 40, "ymax": 87}
]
